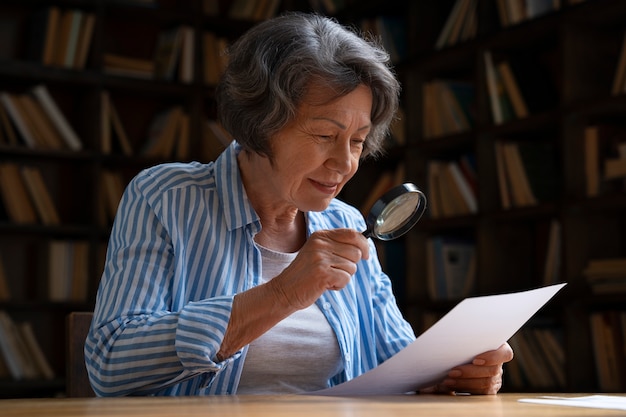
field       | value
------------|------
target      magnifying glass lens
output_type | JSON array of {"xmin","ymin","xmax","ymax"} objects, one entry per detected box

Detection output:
[
  {"xmin": 363, "ymin": 183, "xmax": 427, "ymax": 241},
  {"xmin": 375, "ymin": 193, "xmax": 421, "ymax": 234}
]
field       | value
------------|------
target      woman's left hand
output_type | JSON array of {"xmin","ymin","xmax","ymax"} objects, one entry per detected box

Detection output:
[{"xmin": 421, "ymin": 343, "xmax": 514, "ymax": 395}]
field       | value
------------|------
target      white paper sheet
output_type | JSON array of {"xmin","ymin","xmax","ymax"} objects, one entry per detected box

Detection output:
[
  {"xmin": 519, "ymin": 395, "xmax": 626, "ymax": 411},
  {"xmin": 313, "ymin": 283, "xmax": 566, "ymax": 396}
]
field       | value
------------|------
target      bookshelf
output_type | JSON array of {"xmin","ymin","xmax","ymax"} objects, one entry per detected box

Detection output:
[
  {"xmin": 401, "ymin": 0, "xmax": 626, "ymax": 393},
  {"xmin": 0, "ymin": 0, "xmax": 624, "ymax": 398},
  {"xmin": 0, "ymin": 0, "xmax": 290, "ymax": 398}
]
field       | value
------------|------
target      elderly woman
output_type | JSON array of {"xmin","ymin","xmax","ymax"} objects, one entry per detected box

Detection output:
[{"xmin": 85, "ymin": 12, "xmax": 512, "ymax": 396}]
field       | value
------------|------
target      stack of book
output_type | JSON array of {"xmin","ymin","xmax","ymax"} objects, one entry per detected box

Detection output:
[{"xmin": 583, "ymin": 258, "xmax": 626, "ymax": 294}]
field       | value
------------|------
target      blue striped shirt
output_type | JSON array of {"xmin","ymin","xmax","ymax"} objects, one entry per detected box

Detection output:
[{"xmin": 85, "ymin": 141, "xmax": 416, "ymax": 396}]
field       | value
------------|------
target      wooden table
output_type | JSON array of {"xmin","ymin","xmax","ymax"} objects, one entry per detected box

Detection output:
[{"xmin": 2, "ymin": 393, "xmax": 625, "ymax": 417}]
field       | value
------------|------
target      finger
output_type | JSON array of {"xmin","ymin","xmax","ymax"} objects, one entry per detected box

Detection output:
[
  {"xmin": 449, "ymin": 364, "xmax": 503, "ymax": 380},
  {"xmin": 473, "ymin": 343, "xmax": 514, "ymax": 366},
  {"xmin": 443, "ymin": 375, "xmax": 502, "ymax": 395},
  {"xmin": 318, "ymin": 229, "xmax": 370, "ymax": 260}
]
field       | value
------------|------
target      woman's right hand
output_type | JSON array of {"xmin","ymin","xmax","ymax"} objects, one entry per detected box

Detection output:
[{"xmin": 268, "ymin": 228, "xmax": 370, "ymax": 310}]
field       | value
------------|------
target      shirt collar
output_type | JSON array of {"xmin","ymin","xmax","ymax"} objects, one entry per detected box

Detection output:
[{"xmin": 215, "ymin": 141, "xmax": 260, "ymax": 231}]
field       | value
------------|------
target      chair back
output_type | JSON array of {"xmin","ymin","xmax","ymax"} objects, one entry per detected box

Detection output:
[{"xmin": 66, "ymin": 312, "xmax": 95, "ymax": 397}]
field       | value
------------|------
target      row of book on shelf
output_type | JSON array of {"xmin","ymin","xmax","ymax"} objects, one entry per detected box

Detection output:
[
  {"xmin": 427, "ymin": 31, "xmax": 626, "ymax": 140},
  {"xmin": 26, "ymin": 6, "xmax": 231, "ymax": 86},
  {"xmin": 426, "ymin": 154, "xmax": 477, "ymax": 218},
  {"xmin": 425, "ymin": 219, "xmax": 561, "ymax": 302},
  {"xmin": 0, "ymin": 84, "xmax": 83, "ymax": 151},
  {"xmin": 426, "ymin": 236, "xmax": 476, "ymax": 301},
  {"xmin": 494, "ymin": 139, "xmax": 560, "ymax": 209},
  {"xmin": 28, "ymin": 7, "xmax": 95, "ymax": 70},
  {"xmin": 0, "ymin": 240, "xmax": 92, "ymax": 304},
  {"xmin": 507, "ymin": 326, "xmax": 566, "ymax": 390},
  {"xmin": 589, "ymin": 310, "xmax": 626, "ymax": 392},
  {"xmin": 425, "ymin": 128, "xmax": 624, "ymax": 215},
  {"xmin": 437, "ymin": 0, "xmax": 589, "ymax": 49},
  {"xmin": 0, "ymin": 81, "xmax": 233, "ymax": 161},
  {"xmin": 583, "ymin": 258, "xmax": 626, "ymax": 295},
  {"xmin": 0, "ymin": 311, "xmax": 55, "ymax": 381},
  {"xmin": 103, "ymin": 27, "xmax": 229, "ymax": 86}
]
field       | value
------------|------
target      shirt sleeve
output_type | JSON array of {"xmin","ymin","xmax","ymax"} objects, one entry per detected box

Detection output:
[{"xmin": 84, "ymin": 172, "xmax": 242, "ymax": 396}]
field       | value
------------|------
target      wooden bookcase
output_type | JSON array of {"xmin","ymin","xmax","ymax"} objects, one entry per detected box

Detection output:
[
  {"xmin": 398, "ymin": 0, "xmax": 626, "ymax": 393},
  {"xmin": 0, "ymin": 0, "xmax": 624, "ymax": 398}
]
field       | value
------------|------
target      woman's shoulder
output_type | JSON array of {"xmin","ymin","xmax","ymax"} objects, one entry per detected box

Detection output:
[{"xmin": 132, "ymin": 161, "xmax": 216, "ymax": 194}]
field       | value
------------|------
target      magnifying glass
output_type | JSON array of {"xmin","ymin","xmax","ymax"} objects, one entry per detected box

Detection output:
[{"xmin": 362, "ymin": 183, "xmax": 427, "ymax": 241}]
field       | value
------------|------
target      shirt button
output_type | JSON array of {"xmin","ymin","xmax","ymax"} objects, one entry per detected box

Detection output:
[{"xmin": 323, "ymin": 302, "xmax": 331, "ymax": 310}]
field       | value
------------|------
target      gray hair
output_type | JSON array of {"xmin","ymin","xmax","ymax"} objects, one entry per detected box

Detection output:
[{"xmin": 215, "ymin": 12, "xmax": 400, "ymax": 160}]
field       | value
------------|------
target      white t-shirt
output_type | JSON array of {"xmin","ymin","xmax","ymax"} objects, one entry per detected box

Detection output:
[{"xmin": 236, "ymin": 243, "xmax": 344, "ymax": 394}]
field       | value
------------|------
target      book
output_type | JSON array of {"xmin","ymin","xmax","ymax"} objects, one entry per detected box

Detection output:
[
  {"xmin": 153, "ymin": 26, "xmax": 183, "ymax": 80},
  {"xmin": 612, "ymin": 32, "xmax": 626, "ymax": 96},
  {"xmin": 584, "ymin": 125, "xmax": 601, "ymax": 196},
  {"xmin": 494, "ymin": 141, "xmax": 512, "ymax": 209},
  {"xmin": 53, "ymin": 9, "xmax": 75, "ymax": 67},
  {"xmin": 18, "ymin": 322, "xmax": 55, "ymax": 380},
  {"xmin": 0, "ymin": 102, "xmax": 18, "ymax": 146},
  {"xmin": 435, "ymin": 0, "xmax": 472, "ymax": 49},
  {"xmin": 542, "ymin": 219, "xmax": 561, "ymax": 286},
  {"xmin": 604, "ymin": 157, "xmax": 626, "ymax": 180},
  {"xmin": 103, "ymin": 53, "xmax": 155, "ymax": 79},
  {"xmin": 447, "ymin": 161, "xmax": 478, "ymax": 213},
  {"xmin": 63, "ymin": 10, "xmax": 83, "ymax": 68},
  {"xmin": 0, "ymin": 92, "xmax": 38, "ymax": 148},
  {"xmin": 73, "ymin": 12, "xmax": 95, "ymax": 69},
  {"xmin": 101, "ymin": 170, "xmax": 126, "ymax": 222},
  {"xmin": 20, "ymin": 166, "xmax": 61, "ymax": 226},
  {"xmin": 141, "ymin": 106, "xmax": 184, "ymax": 159},
  {"xmin": 589, "ymin": 312, "xmax": 626, "ymax": 391},
  {"xmin": 0, "ymin": 311, "xmax": 39, "ymax": 379},
  {"xmin": 16, "ymin": 94, "xmax": 65, "ymax": 149},
  {"xmin": 516, "ymin": 140, "xmax": 561, "ymax": 202},
  {"xmin": 0, "ymin": 255, "xmax": 10, "ymax": 301},
  {"xmin": 500, "ymin": 141, "xmax": 538, "ymax": 207},
  {"xmin": 179, "ymin": 26, "xmax": 195, "ymax": 83},
  {"xmin": 484, "ymin": 51, "xmax": 504, "ymax": 124},
  {"xmin": 0, "ymin": 163, "xmax": 38, "ymax": 224},
  {"xmin": 30, "ymin": 84, "xmax": 83, "ymax": 151},
  {"xmin": 496, "ymin": 60, "xmax": 529, "ymax": 118},
  {"xmin": 107, "ymin": 93, "xmax": 133, "ymax": 156},
  {"xmin": 426, "ymin": 236, "xmax": 476, "ymax": 300},
  {"xmin": 42, "ymin": 7, "xmax": 61, "ymax": 66}
]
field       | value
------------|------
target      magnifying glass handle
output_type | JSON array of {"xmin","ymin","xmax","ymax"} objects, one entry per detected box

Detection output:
[{"xmin": 362, "ymin": 227, "xmax": 373, "ymax": 239}]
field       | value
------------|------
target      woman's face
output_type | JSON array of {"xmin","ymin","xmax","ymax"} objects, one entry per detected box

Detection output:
[{"xmin": 268, "ymin": 83, "xmax": 373, "ymax": 212}]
